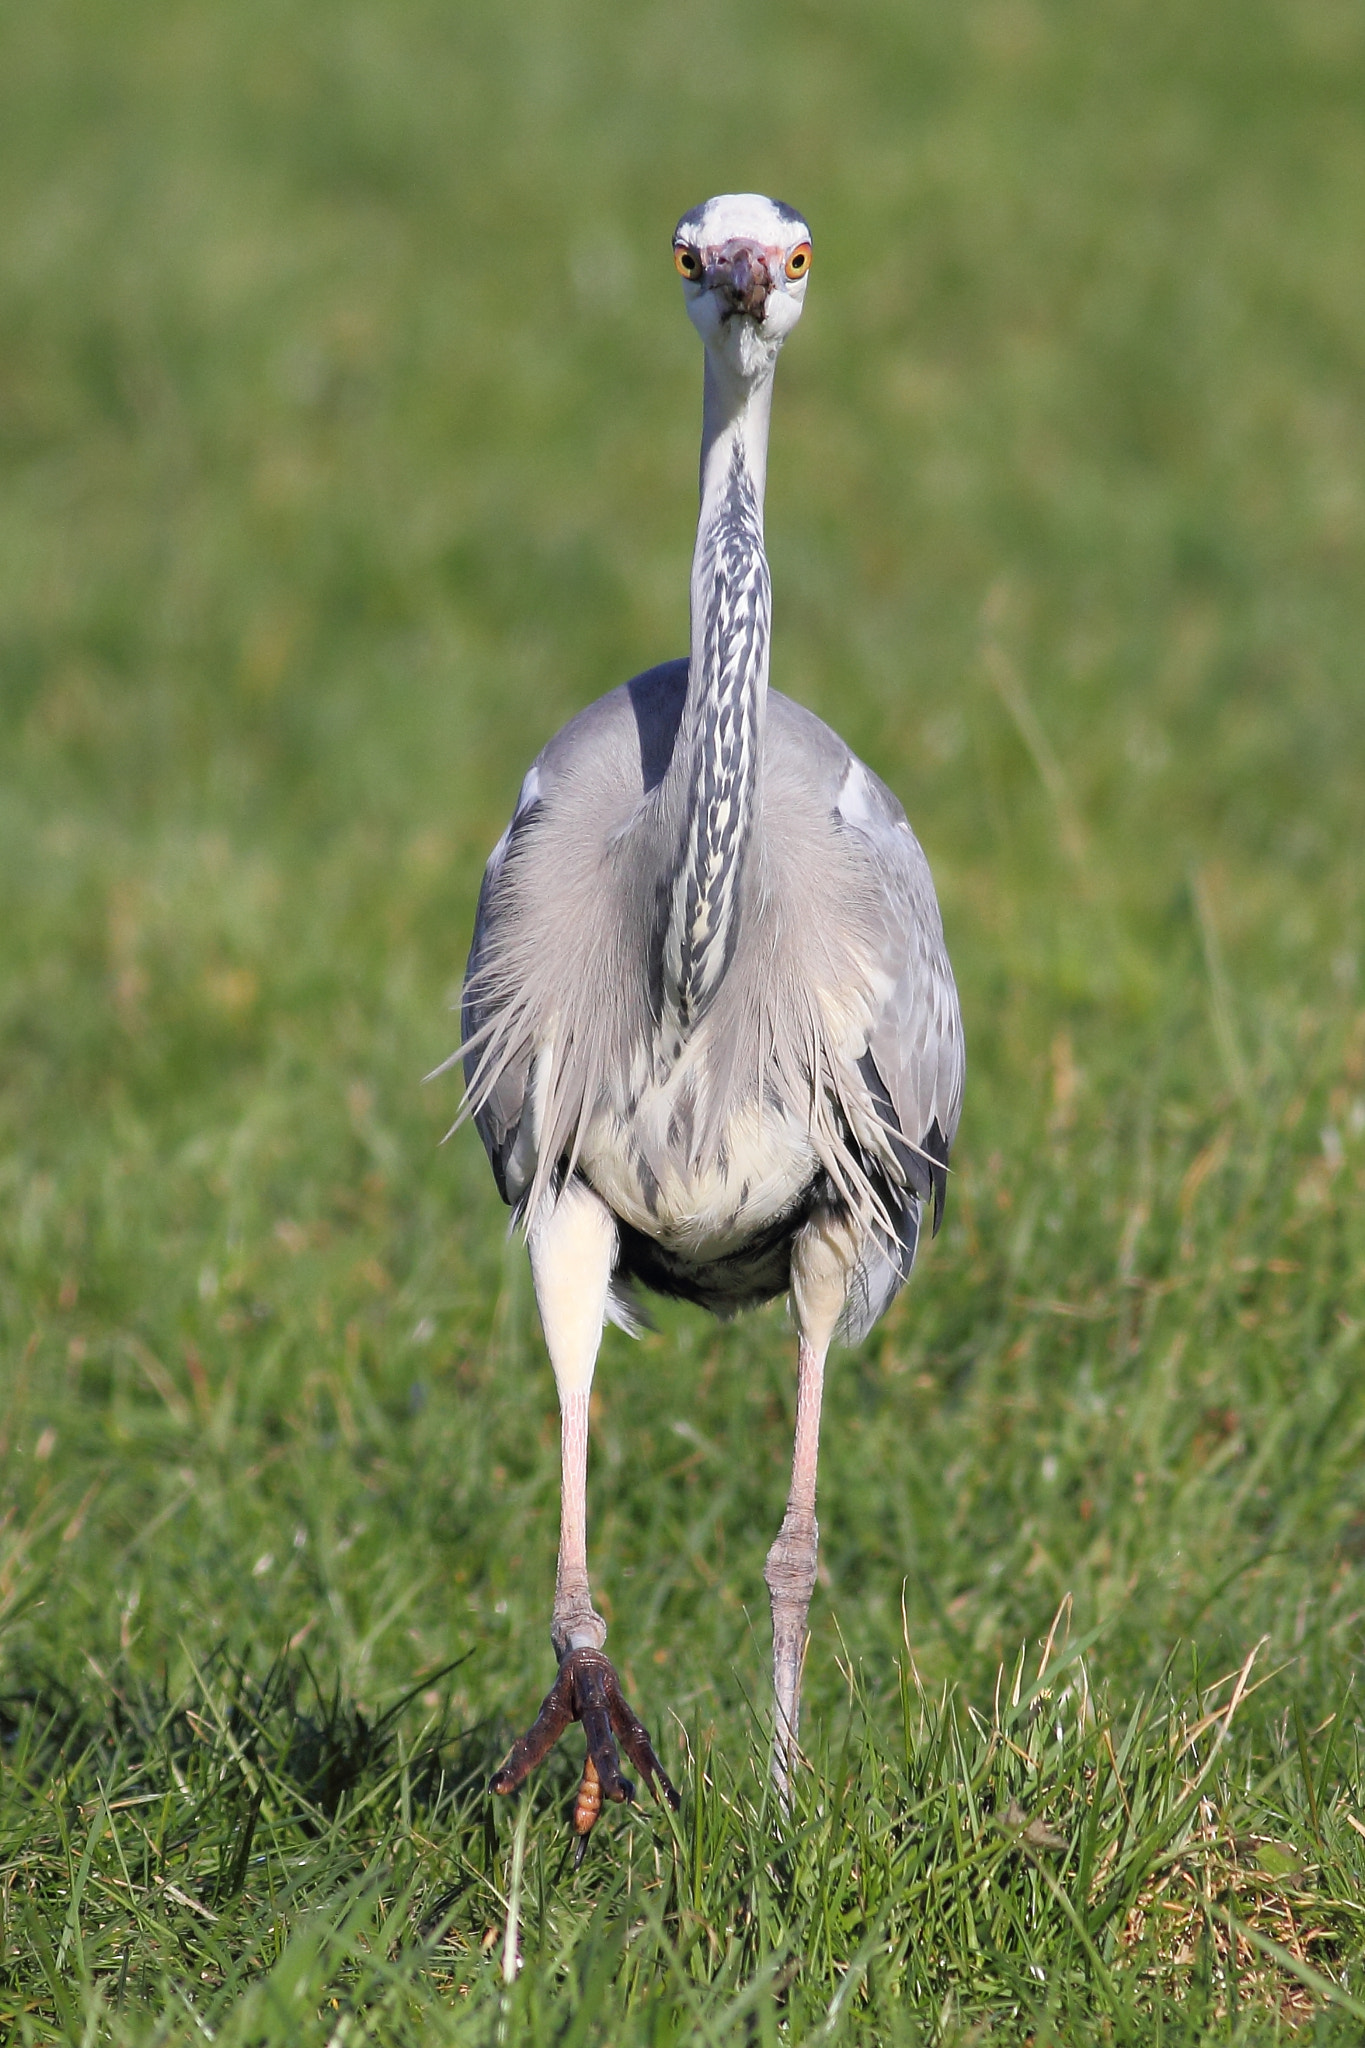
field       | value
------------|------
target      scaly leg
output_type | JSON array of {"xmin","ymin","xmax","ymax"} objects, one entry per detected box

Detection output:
[
  {"xmin": 490, "ymin": 1180, "xmax": 677, "ymax": 1832},
  {"xmin": 764, "ymin": 1215, "xmax": 853, "ymax": 1801},
  {"xmin": 764, "ymin": 1333, "xmax": 827, "ymax": 1801}
]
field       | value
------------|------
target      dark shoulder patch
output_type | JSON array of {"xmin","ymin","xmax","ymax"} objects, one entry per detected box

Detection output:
[{"xmin": 626, "ymin": 659, "xmax": 689, "ymax": 792}]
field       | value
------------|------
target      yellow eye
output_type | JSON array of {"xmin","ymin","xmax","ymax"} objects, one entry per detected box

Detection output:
[
  {"xmin": 785, "ymin": 242, "xmax": 812, "ymax": 280},
  {"xmin": 674, "ymin": 244, "xmax": 702, "ymax": 279}
]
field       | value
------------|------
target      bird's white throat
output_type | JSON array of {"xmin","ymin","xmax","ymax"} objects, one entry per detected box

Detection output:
[{"xmin": 697, "ymin": 343, "xmax": 777, "ymax": 530}]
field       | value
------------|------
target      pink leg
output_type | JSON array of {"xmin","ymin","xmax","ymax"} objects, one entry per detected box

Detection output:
[
  {"xmin": 490, "ymin": 1180, "xmax": 675, "ymax": 1836},
  {"xmin": 552, "ymin": 1383, "xmax": 606, "ymax": 1656},
  {"xmin": 527, "ymin": 1180, "xmax": 615, "ymax": 1657},
  {"xmin": 765, "ymin": 1213, "xmax": 853, "ymax": 1802},
  {"xmin": 764, "ymin": 1332, "xmax": 829, "ymax": 1801}
]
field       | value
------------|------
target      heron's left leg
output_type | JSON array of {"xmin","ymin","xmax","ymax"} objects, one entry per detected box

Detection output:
[{"xmin": 764, "ymin": 1214, "xmax": 854, "ymax": 1801}]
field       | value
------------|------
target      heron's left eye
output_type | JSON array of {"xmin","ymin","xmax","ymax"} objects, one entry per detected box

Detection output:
[
  {"xmin": 785, "ymin": 243, "xmax": 812, "ymax": 280},
  {"xmin": 674, "ymin": 244, "xmax": 702, "ymax": 279}
]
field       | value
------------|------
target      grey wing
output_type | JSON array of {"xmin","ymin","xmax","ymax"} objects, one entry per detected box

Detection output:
[
  {"xmin": 460, "ymin": 761, "xmax": 544, "ymax": 1205},
  {"xmin": 834, "ymin": 753, "xmax": 965, "ymax": 1339},
  {"xmin": 456, "ymin": 658, "xmax": 689, "ymax": 1211}
]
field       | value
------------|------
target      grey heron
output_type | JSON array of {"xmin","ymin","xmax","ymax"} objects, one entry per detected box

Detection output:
[{"xmin": 453, "ymin": 193, "xmax": 964, "ymax": 1832}]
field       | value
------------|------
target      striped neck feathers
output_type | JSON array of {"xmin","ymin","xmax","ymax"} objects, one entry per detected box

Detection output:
[{"xmin": 658, "ymin": 377, "xmax": 774, "ymax": 1055}]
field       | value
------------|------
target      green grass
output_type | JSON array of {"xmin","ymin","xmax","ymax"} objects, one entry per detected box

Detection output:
[{"xmin": 3, "ymin": 0, "xmax": 1365, "ymax": 2037}]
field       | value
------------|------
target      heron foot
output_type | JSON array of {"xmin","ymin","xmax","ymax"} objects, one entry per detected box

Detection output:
[{"xmin": 489, "ymin": 1646, "xmax": 680, "ymax": 1839}]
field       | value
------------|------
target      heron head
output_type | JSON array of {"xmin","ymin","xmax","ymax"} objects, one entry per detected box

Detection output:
[{"xmin": 673, "ymin": 194, "xmax": 812, "ymax": 377}]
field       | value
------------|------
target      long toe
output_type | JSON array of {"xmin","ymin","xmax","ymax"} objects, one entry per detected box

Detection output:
[
  {"xmin": 489, "ymin": 1658, "xmax": 576, "ymax": 1795},
  {"xmin": 569, "ymin": 1652, "xmax": 635, "ymax": 1805},
  {"xmin": 604, "ymin": 1669, "xmax": 681, "ymax": 1809}
]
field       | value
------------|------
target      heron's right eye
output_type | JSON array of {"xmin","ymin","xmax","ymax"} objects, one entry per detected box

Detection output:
[{"xmin": 674, "ymin": 245, "xmax": 702, "ymax": 279}]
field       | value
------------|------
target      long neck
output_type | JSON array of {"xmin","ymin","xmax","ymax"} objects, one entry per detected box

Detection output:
[{"xmin": 657, "ymin": 349, "xmax": 776, "ymax": 1048}]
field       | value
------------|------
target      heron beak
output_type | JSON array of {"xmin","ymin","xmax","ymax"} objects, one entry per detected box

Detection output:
[{"xmin": 705, "ymin": 241, "xmax": 773, "ymax": 321}]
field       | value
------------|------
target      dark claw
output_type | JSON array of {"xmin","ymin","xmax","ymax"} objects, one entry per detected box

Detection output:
[{"xmin": 490, "ymin": 1646, "xmax": 680, "ymax": 1835}]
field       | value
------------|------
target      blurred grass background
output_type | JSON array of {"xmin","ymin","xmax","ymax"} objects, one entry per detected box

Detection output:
[{"xmin": 2, "ymin": 0, "xmax": 1365, "ymax": 2038}]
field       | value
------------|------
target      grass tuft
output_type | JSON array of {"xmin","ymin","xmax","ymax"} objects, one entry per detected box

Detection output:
[{"xmin": 5, "ymin": 1630, "xmax": 1365, "ymax": 2039}]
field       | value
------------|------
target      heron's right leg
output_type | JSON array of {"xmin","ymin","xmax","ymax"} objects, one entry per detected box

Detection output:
[
  {"xmin": 490, "ymin": 1179, "xmax": 678, "ymax": 1833},
  {"xmin": 533, "ymin": 1178, "xmax": 614, "ymax": 1659}
]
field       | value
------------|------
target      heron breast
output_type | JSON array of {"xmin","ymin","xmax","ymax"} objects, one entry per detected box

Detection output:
[{"xmin": 578, "ymin": 1093, "xmax": 818, "ymax": 1256}]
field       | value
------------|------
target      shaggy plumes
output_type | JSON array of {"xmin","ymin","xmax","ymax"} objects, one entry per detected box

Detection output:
[{"xmin": 448, "ymin": 672, "xmax": 961, "ymax": 1339}]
